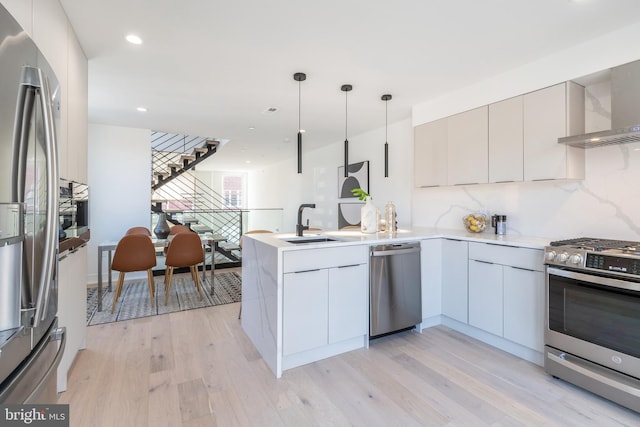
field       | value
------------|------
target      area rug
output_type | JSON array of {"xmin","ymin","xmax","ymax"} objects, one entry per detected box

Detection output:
[{"xmin": 86, "ymin": 271, "xmax": 242, "ymax": 326}]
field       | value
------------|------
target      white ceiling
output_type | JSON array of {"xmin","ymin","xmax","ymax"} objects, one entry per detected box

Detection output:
[{"xmin": 59, "ymin": 0, "xmax": 640, "ymax": 171}]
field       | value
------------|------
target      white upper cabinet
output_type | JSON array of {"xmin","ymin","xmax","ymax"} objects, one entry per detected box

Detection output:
[
  {"xmin": 489, "ymin": 96, "xmax": 524, "ymax": 183},
  {"xmin": 414, "ymin": 118, "xmax": 447, "ymax": 187},
  {"xmin": 523, "ymin": 82, "xmax": 585, "ymax": 181},
  {"xmin": 414, "ymin": 81, "xmax": 585, "ymax": 186},
  {"xmin": 447, "ymin": 106, "xmax": 488, "ymax": 185},
  {"xmin": 66, "ymin": 28, "xmax": 88, "ymax": 183}
]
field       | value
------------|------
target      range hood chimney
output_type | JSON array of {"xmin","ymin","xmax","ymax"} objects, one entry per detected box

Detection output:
[{"xmin": 559, "ymin": 59, "xmax": 640, "ymax": 148}]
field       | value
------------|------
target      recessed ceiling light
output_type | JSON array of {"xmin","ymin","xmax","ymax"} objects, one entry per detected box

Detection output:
[
  {"xmin": 136, "ymin": 106, "xmax": 148, "ymax": 112},
  {"xmin": 245, "ymin": 160, "xmax": 251, "ymax": 164},
  {"xmin": 248, "ymin": 126, "xmax": 255, "ymax": 130},
  {"xmin": 126, "ymin": 34, "xmax": 143, "ymax": 45}
]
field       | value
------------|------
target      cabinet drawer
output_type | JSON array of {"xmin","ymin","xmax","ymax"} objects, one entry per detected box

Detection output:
[
  {"xmin": 468, "ymin": 242, "xmax": 543, "ymax": 271},
  {"xmin": 283, "ymin": 245, "xmax": 368, "ymax": 273}
]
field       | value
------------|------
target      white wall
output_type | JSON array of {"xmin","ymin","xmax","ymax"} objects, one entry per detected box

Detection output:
[
  {"xmin": 87, "ymin": 124, "xmax": 151, "ymax": 283},
  {"xmin": 411, "ymin": 22, "xmax": 640, "ymax": 241},
  {"xmin": 247, "ymin": 118, "xmax": 413, "ymax": 233}
]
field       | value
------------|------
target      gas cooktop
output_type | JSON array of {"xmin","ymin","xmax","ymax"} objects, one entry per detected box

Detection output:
[{"xmin": 549, "ymin": 237, "xmax": 640, "ymax": 253}]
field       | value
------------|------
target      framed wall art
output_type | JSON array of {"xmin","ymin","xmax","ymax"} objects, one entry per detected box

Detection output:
[{"xmin": 338, "ymin": 160, "xmax": 369, "ymax": 199}]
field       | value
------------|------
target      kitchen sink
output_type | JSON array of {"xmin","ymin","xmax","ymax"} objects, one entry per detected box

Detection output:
[{"xmin": 281, "ymin": 236, "xmax": 338, "ymax": 244}]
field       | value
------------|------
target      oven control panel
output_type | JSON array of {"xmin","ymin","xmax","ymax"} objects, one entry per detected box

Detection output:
[{"xmin": 585, "ymin": 253, "xmax": 640, "ymax": 276}]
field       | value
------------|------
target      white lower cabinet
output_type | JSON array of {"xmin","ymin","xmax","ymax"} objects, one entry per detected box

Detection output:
[
  {"xmin": 328, "ymin": 264, "xmax": 368, "ymax": 344},
  {"xmin": 468, "ymin": 242, "xmax": 545, "ymax": 352},
  {"xmin": 283, "ymin": 269, "xmax": 328, "ymax": 355},
  {"xmin": 282, "ymin": 246, "xmax": 368, "ymax": 358},
  {"xmin": 57, "ymin": 245, "xmax": 88, "ymax": 392},
  {"xmin": 468, "ymin": 260, "xmax": 503, "ymax": 336},
  {"xmin": 503, "ymin": 266, "xmax": 545, "ymax": 352},
  {"xmin": 441, "ymin": 239, "xmax": 468, "ymax": 323}
]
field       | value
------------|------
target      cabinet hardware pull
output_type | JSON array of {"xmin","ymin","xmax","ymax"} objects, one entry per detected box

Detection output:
[
  {"xmin": 472, "ymin": 259, "xmax": 494, "ymax": 265},
  {"xmin": 509, "ymin": 265, "xmax": 536, "ymax": 272},
  {"xmin": 293, "ymin": 268, "xmax": 321, "ymax": 274},
  {"xmin": 337, "ymin": 264, "xmax": 360, "ymax": 268}
]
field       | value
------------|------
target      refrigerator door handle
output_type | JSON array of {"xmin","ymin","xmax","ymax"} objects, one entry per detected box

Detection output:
[
  {"xmin": 24, "ymin": 327, "xmax": 65, "ymax": 403},
  {"xmin": 14, "ymin": 66, "xmax": 59, "ymax": 327}
]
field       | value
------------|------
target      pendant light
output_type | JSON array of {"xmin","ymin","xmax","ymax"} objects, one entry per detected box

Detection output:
[
  {"xmin": 294, "ymin": 72, "xmax": 307, "ymax": 174},
  {"xmin": 381, "ymin": 94, "xmax": 392, "ymax": 177},
  {"xmin": 341, "ymin": 84, "xmax": 352, "ymax": 177}
]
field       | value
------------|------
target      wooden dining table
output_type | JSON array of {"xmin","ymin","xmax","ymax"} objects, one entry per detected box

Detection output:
[{"xmin": 96, "ymin": 233, "xmax": 227, "ymax": 311}]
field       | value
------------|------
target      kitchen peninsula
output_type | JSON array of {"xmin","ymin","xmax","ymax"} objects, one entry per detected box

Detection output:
[{"xmin": 241, "ymin": 228, "xmax": 549, "ymax": 378}]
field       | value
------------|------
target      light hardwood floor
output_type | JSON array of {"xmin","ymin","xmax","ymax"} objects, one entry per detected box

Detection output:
[{"xmin": 60, "ymin": 276, "xmax": 639, "ymax": 426}]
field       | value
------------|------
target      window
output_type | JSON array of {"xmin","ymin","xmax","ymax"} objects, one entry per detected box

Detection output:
[{"xmin": 222, "ymin": 175, "xmax": 243, "ymax": 208}]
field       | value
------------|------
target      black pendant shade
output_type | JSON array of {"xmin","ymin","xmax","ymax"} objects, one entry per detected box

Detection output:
[
  {"xmin": 342, "ymin": 84, "xmax": 352, "ymax": 178},
  {"xmin": 382, "ymin": 94, "xmax": 392, "ymax": 177},
  {"xmin": 294, "ymin": 72, "xmax": 306, "ymax": 174}
]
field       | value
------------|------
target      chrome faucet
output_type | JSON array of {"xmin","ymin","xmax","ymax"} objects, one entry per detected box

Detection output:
[{"xmin": 296, "ymin": 203, "xmax": 316, "ymax": 236}]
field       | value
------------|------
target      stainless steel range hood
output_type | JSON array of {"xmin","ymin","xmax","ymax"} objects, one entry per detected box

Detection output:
[{"xmin": 559, "ymin": 59, "xmax": 640, "ymax": 148}]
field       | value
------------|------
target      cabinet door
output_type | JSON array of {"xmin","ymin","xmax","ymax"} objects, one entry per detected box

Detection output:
[
  {"xmin": 283, "ymin": 269, "xmax": 328, "ymax": 355},
  {"xmin": 524, "ymin": 84, "xmax": 567, "ymax": 181},
  {"xmin": 414, "ymin": 118, "xmax": 447, "ymax": 187},
  {"xmin": 328, "ymin": 264, "xmax": 368, "ymax": 343},
  {"xmin": 447, "ymin": 106, "xmax": 488, "ymax": 185},
  {"xmin": 523, "ymin": 83, "xmax": 584, "ymax": 181},
  {"xmin": 57, "ymin": 245, "xmax": 87, "ymax": 391},
  {"xmin": 441, "ymin": 239, "xmax": 468, "ymax": 323},
  {"xmin": 67, "ymin": 30, "xmax": 88, "ymax": 183},
  {"xmin": 489, "ymin": 96, "xmax": 523, "ymax": 183},
  {"xmin": 503, "ymin": 266, "xmax": 545, "ymax": 352},
  {"xmin": 468, "ymin": 260, "xmax": 503, "ymax": 336},
  {"xmin": 421, "ymin": 239, "xmax": 442, "ymax": 319}
]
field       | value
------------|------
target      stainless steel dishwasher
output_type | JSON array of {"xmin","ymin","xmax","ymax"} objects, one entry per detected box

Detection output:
[{"xmin": 370, "ymin": 242, "xmax": 422, "ymax": 338}]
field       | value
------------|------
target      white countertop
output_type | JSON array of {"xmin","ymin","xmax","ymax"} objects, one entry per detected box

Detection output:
[{"xmin": 245, "ymin": 227, "xmax": 550, "ymax": 250}]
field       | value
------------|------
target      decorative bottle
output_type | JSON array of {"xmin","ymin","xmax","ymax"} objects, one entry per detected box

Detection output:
[
  {"xmin": 384, "ymin": 201, "xmax": 397, "ymax": 233},
  {"xmin": 360, "ymin": 197, "xmax": 377, "ymax": 234}
]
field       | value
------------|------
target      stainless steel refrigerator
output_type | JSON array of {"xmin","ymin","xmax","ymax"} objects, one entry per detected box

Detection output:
[{"xmin": 0, "ymin": 4, "xmax": 66, "ymax": 404}]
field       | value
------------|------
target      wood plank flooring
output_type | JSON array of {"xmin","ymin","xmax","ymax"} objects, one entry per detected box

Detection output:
[{"xmin": 59, "ymin": 279, "xmax": 639, "ymax": 426}]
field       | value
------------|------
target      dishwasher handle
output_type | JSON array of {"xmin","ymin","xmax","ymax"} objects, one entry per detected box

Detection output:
[{"xmin": 371, "ymin": 245, "xmax": 421, "ymax": 257}]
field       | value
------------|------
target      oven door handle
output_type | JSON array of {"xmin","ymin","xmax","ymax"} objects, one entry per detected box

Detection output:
[
  {"xmin": 547, "ymin": 352, "xmax": 640, "ymax": 399},
  {"xmin": 547, "ymin": 266, "xmax": 640, "ymax": 293}
]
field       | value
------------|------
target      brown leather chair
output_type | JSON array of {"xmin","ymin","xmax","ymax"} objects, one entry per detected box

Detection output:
[
  {"xmin": 164, "ymin": 231, "xmax": 204, "ymax": 304},
  {"xmin": 169, "ymin": 224, "xmax": 191, "ymax": 235},
  {"xmin": 111, "ymin": 234, "xmax": 157, "ymax": 313},
  {"xmin": 125, "ymin": 226, "xmax": 151, "ymax": 236}
]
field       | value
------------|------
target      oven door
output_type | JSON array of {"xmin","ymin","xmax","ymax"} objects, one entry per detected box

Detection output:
[{"xmin": 546, "ymin": 266, "xmax": 640, "ymax": 379}]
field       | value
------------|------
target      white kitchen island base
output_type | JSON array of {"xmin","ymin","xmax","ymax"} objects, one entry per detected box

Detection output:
[{"xmin": 241, "ymin": 232, "xmax": 370, "ymax": 378}]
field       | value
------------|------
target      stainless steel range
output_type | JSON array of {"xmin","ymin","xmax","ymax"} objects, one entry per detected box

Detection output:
[{"xmin": 544, "ymin": 238, "xmax": 640, "ymax": 413}]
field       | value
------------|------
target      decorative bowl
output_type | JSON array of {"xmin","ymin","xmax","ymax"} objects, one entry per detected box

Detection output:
[{"xmin": 462, "ymin": 213, "xmax": 488, "ymax": 233}]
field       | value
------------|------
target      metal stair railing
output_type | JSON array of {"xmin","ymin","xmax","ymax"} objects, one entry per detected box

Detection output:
[
  {"xmin": 150, "ymin": 132, "xmax": 243, "ymax": 254},
  {"xmin": 151, "ymin": 132, "xmax": 220, "ymax": 191}
]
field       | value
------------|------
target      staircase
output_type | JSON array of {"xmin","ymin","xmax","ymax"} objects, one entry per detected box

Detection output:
[{"xmin": 150, "ymin": 131, "xmax": 242, "ymax": 266}]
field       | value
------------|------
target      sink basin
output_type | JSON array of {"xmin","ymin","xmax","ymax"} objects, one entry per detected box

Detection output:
[{"xmin": 281, "ymin": 236, "xmax": 338, "ymax": 244}]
